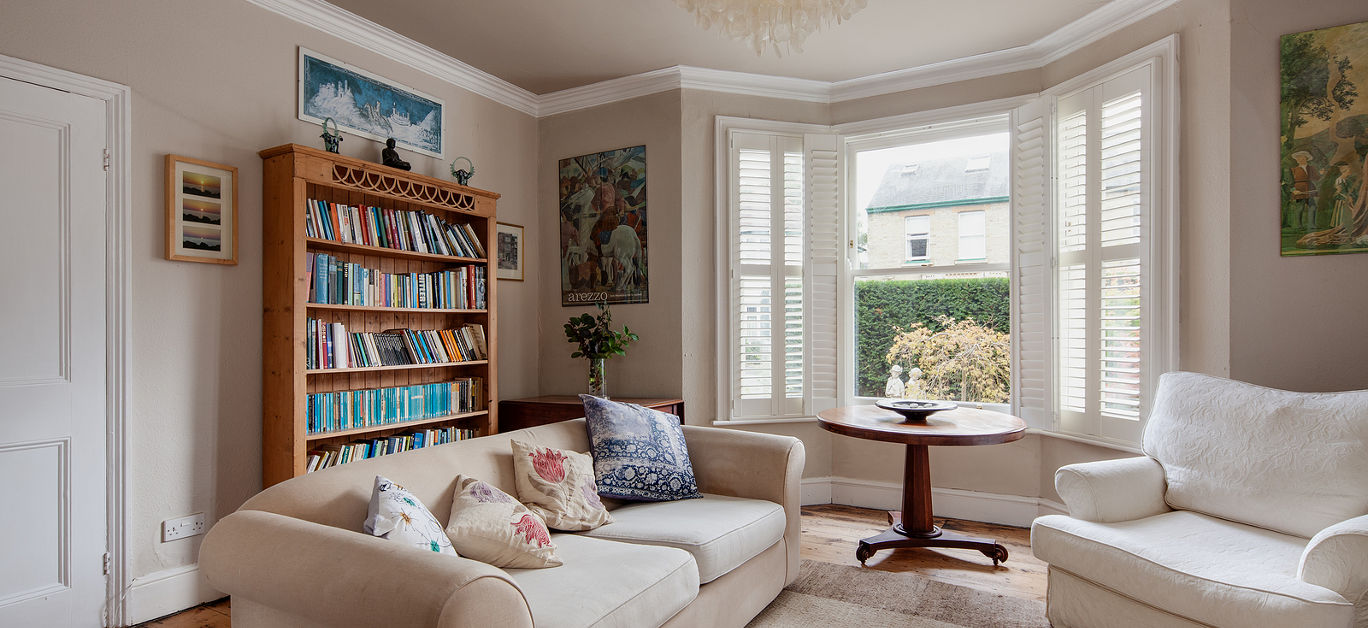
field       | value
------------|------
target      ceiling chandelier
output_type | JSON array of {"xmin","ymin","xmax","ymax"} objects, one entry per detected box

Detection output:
[{"xmin": 674, "ymin": 0, "xmax": 869, "ymax": 56}]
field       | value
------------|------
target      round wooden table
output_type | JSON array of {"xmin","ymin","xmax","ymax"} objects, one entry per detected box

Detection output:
[{"xmin": 816, "ymin": 405, "xmax": 1026, "ymax": 565}]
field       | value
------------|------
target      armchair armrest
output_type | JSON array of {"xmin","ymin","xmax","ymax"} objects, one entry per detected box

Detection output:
[
  {"xmin": 201, "ymin": 510, "xmax": 532, "ymax": 628},
  {"xmin": 680, "ymin": 425, "xmax": 805, "ymax": 584},
  {"xmin": 1299, "ymin": 514, "xmax": 1368, "ymax": 605},
  {"xmin": 1055, "ymin": 456, "xmax": 1170, "ymax": 523}
]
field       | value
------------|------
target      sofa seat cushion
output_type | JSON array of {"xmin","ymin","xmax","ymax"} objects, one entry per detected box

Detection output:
[
  {"xmin": 505, "ymin": 533, "xmax": 698, "ymax": 628},
  {"xmin": 1033, "ymin": 511, "xmax": 1355, "ymax": 628},
  {"xmin": 581, "ymin": 493, "xmax": 784, "ymax": 583}
]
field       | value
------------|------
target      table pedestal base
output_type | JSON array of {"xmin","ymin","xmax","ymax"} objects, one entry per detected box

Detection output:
[{"xmin": 856, "ymin": 511, "xmax": 1009, "ymax": 566}]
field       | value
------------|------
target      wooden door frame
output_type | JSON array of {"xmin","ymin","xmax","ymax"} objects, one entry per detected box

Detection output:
[{"xmin": 0, "ymin": 53, "xmax": 132, "ymax": 627}]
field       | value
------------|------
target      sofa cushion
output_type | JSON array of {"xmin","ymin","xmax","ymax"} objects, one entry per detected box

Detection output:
[
  {"xmin": 445, "ymin": 475, "xmax": 562, "ymax": 568},
  {"xmin": 362, "ymin": 476, "xmax": 458, "ymax": 556},
  {"xmin": 1032, "ymin": 511, "xmax": 1355, "ymax": 628},
  {"xmin": 581, "ymin": 493, "xmax": 784, "ymax": 583},
  {"xmin": 1143, "ymin": 371, "xmax": 1368, "ymax": 538},
  {"xmin": 511, "ymin": 439, "xmax": 614, "ymax": 531},
  {"xmin": 505, "ymin": 533, "xmax": 698, "ymax": 628},
  {"xmin": 582, "ymin": 395, "xmax": 702, "ymax": 502}
]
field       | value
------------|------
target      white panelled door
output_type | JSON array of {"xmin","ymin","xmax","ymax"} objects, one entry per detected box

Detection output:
[{"xmin": 0, "ymin": 76, "xmax": 109, "ymax": 627}]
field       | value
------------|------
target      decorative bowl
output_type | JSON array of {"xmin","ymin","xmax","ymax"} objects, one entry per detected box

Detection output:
[{"xmin": 875, "ymin": 398, "xmax": 957, "ymax": 422}]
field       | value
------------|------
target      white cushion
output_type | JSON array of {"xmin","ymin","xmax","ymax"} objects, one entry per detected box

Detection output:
[
  {"xmin": 362, "ymin": 476, "xmax": 458, "ymax": 556},
  {"xmin": 581, "ymin": 493, "xmax": 784, "ymax": 583},
  {"xmin": 1143, "ymin": 371, "xmax": 1368, "ymax": 538},
  {"xmin": 506, "ymin": 533, "xmax": 698, "ymax": 628},
  {"xmin": 1033, "ymin": 511, "xmax": 1355, "ymax": 628},
  {"xmin": 444, "ymin": 475, "xmax": 562, "ymax": 568}
]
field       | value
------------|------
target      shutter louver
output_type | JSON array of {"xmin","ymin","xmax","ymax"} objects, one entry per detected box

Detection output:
[
  {"xmin": 1010, "ymin": 99, "xmax": 1054, "ymax": 429},
  {"xmin": 805, "ymin": 133, "xmax": 841, "ymax": 413},
  {"xmin": 1100, "ymin": 92, "xmax": 1143, "ymax": 247},
  {"xmin": 1100, "ymin": 258, "xmax": 1141, "ymax": 418}
]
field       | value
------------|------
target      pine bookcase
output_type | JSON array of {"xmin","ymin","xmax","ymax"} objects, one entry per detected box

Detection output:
[{"xmin": 260, "ymin": 144, "xmax": 499, "ymax": 487}]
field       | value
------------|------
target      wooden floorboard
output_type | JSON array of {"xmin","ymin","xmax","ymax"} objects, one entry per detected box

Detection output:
[{"xmin": 141, "ymin": 505, "xmax": 1047, "ymax": 626}]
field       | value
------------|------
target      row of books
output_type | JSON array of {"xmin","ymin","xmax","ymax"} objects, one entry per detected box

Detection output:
[
  {"xmin": 306, "ymin": 379, "xmax": 484, "ymax": 434},
  {"xmin": 306, "ymin": 426, "xmax": 477, "ymax": 473},
  {"xmin": 307, "ymin": 252, "xmax": 486, "ymax": 310},
  {"xmin": 305, "ymin": 199, "xmax": 486, "ymax": 258},
  {"xmin": 307, "ymin": 320, "xmax": 489, "ymax": 370}
]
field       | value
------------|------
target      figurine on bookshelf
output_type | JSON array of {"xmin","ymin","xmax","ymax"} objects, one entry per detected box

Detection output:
[
  {"xmin": 450, "ymin": 156, "xmax": 475, "ymax": 186},
  {"xmin": 382, "ymin": 137, "xmax": 411, "ymax": 171},
  {"xmin": 319, "ymin": 117, "xmax": 343, "ymax": 154}
]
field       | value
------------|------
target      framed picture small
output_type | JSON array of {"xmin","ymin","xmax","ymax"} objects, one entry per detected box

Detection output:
[
  {"xmin": 165, "ymin": 155, "xmax": 238, "ymax": 265},
  {"xmin": 496, "ymin": 222, "xmax": 524, "ymax": 281}
]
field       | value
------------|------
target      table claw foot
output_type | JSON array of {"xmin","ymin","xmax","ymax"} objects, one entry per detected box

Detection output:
[
  {"xmin": 979, "ymin": 544, "xmax": 1009, "ymax": 566},
  {"xmin": 855, "ymin": 542, "xmax": 875, "ymax": 565}
]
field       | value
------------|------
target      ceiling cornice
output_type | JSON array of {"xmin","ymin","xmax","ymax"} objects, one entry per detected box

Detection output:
[{"xmin": 246, "ymin": 0, "xmax": 1178, "ymax": 119}]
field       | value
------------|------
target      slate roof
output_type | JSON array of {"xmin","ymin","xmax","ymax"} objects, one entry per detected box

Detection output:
[{"xmin": 865, "ymin": 147, "xmax": 1009, "ymax": 210}]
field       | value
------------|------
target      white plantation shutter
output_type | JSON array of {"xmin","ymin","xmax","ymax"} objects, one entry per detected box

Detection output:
[
  {"xmin": 731, "ymin": 131, "xmax": 805, "ymax": 418},
  {"xmin": 805, "ymin": 133, "xmax": 841, "ymax": 415},
  {"xmin": 1010, "ymin": 98, "xmax": 1054, "ymax": 430},
  {"xmin": 1054, "ymin": 64, "xmax": 1157, "ymax": 443}
]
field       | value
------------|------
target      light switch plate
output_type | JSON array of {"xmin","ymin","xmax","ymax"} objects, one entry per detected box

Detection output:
[{"xmin": 162, "ymin": 513, "xmax": 206, "ymax": 542}]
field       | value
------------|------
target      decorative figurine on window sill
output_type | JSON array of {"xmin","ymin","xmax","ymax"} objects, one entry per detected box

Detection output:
[
  {"xmin": 381, "ymin": 137, "xmax": 411, "ymax": 171},
  {"xmin": 319, "ymin": 117, "xmax": 342, "ymax": 154},
  {"xmin": 450, "ymin": 156, "xmax": 475, "ymax": 186}
]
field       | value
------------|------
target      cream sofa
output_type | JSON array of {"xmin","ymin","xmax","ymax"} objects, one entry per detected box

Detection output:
[
  {"xmin": 1032, "ymin": 372, "xmax": 1368, "ymax": 627},
  {"xmin": 200, "ymin": 419, "xmax": 805, "ymax": 628}
]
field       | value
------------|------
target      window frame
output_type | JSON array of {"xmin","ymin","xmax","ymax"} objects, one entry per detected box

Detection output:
[
  {"xmin": 903, "ymin": 214, "xmax": 931, "ymax": 262},
  {"xmin": 956, "ymin": 209, "xmax": 988, "ymax": 262}
]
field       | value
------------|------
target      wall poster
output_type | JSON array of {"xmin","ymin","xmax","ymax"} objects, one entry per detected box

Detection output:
[{"xmin": 558, "ymin": 145, "xmax": 648, "ymax": 305}]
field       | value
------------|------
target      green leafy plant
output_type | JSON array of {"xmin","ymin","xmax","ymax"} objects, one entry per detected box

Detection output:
[{"xmin": 564, "ymin": 302, "xmax": 639, "ymax": 360}]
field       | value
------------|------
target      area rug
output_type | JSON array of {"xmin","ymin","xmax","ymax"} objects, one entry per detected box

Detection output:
[{"xmin": 748, "ymin": 560, "xmax": 1048, "ymax": 628}]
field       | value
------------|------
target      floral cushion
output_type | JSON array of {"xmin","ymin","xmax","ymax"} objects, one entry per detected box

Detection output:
[
  {"xmin": 362, "ymin": 475, "xmax": 458, "ymax": 556},
  {"xmin": 581, "ymin": 395, "xmax": 702, "ymax": 502},
  {"xmin": 444, "ymin": 474, "xmax": 562, "ymax": 568},
  {"xmin": 511, "ymin": 440, "xmax": 614, "ymax": 531}
]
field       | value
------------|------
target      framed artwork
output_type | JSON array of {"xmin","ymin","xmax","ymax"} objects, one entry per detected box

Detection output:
[
  {"xmin": 496, "ymin": 222, "xmax": 525, "ymax": 281},
  {"xmin": 558, "ymin": 145, "xmax": 648, "ymax": 305},
  {"xmin": 165, "ymin": 155, "xmax": 238, "ymax": 265},
  {"xmin": 298, "ymin": 47, "xmax": 444, "ymax": 158},
  {"xmin": 1280, "ymin": 20, "xmax": 1368, "ymax": 256}
]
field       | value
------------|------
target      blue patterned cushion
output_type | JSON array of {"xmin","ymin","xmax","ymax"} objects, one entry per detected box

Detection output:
[{"xmin": 581, "ymin": 395, "xmax": 702, "ymax": 502}]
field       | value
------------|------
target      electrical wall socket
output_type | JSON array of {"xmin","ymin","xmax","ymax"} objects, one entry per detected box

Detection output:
[{"xmin": 162, "ymin": 513, "xmax": 206, "ymax": 542}]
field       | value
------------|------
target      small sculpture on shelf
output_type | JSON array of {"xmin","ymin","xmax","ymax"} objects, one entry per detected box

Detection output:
[
  {"xmin": 884, "ymin": 364, "xmax": 905, "ymax": 398},
  {"xmin": 450, "ymin": 156, "xmax": 475, "ymax": 186},
  {"xmin": 319, "ymin": 117, "xmax": 343, "ymax": 154},
  {"xmin": 381, "ymin": 137, "xmax": 411, "ymax": 171}
]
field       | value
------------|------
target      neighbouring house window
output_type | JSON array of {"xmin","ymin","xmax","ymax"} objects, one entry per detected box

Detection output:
[
  {"xmin": 904, "ymin": 215, "xmax": 930, "ymax": 261},
  {"xmin": 958, "ymin": 210, "xmax": 986, "ymax": 260}
]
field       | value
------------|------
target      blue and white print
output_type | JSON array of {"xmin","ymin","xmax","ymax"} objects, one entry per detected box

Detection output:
[
  {"xmin": 581, "ymin": 395, "xmax": 701, "ymax": 502},
  {"xmin": 299, "ymin": 48, "xmax": 443, "ymax": 157}
]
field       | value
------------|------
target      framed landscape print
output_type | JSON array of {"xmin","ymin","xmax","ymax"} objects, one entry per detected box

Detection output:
[
  {"xmin": 496, "ymin": 222, "xmax": 524, "ymax": 281},
  {"xmin": 1280, "ymin": 20, "xmax": 1368, "ymax": 256},
  {"xmin": 557, "ymin": 145, "xmax": 648, "ymax": 305},
  {"xmin": 298, "ymin": 47, "xmax": 444, "ymax": 158},
  {"xmin": 165, "ymin": 155, "xmax": 238, "ymax": 265}
]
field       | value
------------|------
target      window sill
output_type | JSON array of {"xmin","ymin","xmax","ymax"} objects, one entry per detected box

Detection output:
[
  {"xmin": 903, "ymin": 260, "xmax": 931, "ymax": 265},
  {"xmin": 1029, "ymin": 429, "xmax": 1141, "ymax": 454},
  {"xmin": 712, "ymin": 416, "xmax": 818, "ymax": 426}
]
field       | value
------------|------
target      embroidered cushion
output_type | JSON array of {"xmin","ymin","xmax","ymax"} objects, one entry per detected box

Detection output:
[
  {"xmin": 362, "ymin": 475, "xmax": 458, "ymax": 556},
  {"xmin": 444, "ymin": 474, "xmax": 562, "ymax": 568},
  {"xmin": 511, "ymin": 440, "xmax": 614, "ymax": 531},
  {"xmin": 581, "ymin": 395, "xmax": 702, "ymax": 502}
]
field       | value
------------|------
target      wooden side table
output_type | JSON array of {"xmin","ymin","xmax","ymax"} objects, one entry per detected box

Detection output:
[
  {"xmin": 817, "ymin": 405, "xmax": 1026, "ymax": 566},
  {"xmin": 498, "ymin": 396, "xmax": 685, "ymax": 432}
]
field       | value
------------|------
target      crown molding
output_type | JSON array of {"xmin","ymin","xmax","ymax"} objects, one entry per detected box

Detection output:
[
  {"xmin": 245, "ymin": 0, "xmax": 539, "ymax": 116},
  {"xmin": 248, "ymin": 0, "xmax": 1177, "ymax": 118}
]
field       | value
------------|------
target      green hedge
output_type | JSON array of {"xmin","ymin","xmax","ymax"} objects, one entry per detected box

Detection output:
[{"xmin": 855, "ymin": 277, "xmax": 1010, "ymax": 396}]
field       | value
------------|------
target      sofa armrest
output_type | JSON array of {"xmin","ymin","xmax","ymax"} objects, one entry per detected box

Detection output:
[
  {"xmin": 201, "ymin": 510, "xmax": 532, "ymax": 628},
  {"xmin": 1054, "ymin": 456, "xmax": 1170, "ymax": 523},
  {"xmin": 1299, "ymin": 514, "xmax": 1368, "ymax": 605},
  {"xmin": 680, "ymin": 425, "xmax": 805, "ymax": 584}
]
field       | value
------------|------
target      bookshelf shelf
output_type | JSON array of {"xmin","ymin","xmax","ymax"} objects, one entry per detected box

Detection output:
[
  {"xmin": 307, "ymin": 360, "xmax": 489, "ymax": 375},
  {"xmin": 261, "ymin": 144, "xmax": 500, "ymax": 487},
  {"xmin": 306, "ymin": 237, "xmax": 487, "ymax": 264},
  {"xmin": 306, "ymin": 410, "xmax": 489, "ymax": 442},
  {"xmin": 306, "ymin": 303, "xmax": 487, "ymax": 314}
]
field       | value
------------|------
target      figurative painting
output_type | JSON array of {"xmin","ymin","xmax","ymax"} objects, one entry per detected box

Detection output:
[
  {"xmin": 165, "ymin": 155, "xmax": 238, "ymax": 265},
  {"xmin": 558, "ymin": 146, "xmax": 649, "ymax": 305},
  {"xmin": 496, "ymin": 222, "xmax": 525, "ymax": 281},
  {"xmin": 1281, "ymin": 20, "xmax": 1368, "ymax": 256},
  {"xmin": 298, "ymin": 48, "xmax": 444, "ymax": 158}
]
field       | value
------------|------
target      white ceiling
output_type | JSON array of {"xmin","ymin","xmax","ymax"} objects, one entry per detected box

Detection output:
[{"xmin": 325, "ymin": 0, "xmax": 1111, "ymax": 95}]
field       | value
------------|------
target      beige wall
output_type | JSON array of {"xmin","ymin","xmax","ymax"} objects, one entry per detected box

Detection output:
[
  {"xmin": 537, "ymin": 91, "xmax": 684, "ymax": 398},
  {"xmin": 0, "ymin": 0, "xmax": 540, "ymax": 591},
  {"xmin": 1227, "ymin": 0, "xmax": 1368, "ymax": 392}
]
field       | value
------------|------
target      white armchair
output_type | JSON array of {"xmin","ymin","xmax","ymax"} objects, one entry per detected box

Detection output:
[{"xmin": 1032, "ymin": 372, "xmax": 1368, "ymax": 628}]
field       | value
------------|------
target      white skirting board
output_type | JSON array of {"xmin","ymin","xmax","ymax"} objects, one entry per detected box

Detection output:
[
  {"xmin": 801, "ymin": 476, "xmax": 1070, "ymax": 527},
  {"xmin": 126, "ymin": 564, "xmax": 223, "ymax": 625}
]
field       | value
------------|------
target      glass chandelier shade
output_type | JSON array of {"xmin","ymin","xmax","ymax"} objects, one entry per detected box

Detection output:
[{"xmin": 675, "ymin": 0, "xmax": 869, "ymax": 56}]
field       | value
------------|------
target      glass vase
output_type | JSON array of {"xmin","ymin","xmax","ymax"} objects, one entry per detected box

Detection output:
[{"xmin": 587, "ymin": 358, "xmax": 607, "ymax": 398}]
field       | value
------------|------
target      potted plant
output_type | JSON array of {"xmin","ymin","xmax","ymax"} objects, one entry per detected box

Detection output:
[{"xmin": 564, "ymin": 302, "xmax": 639, "ymax": 397}]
